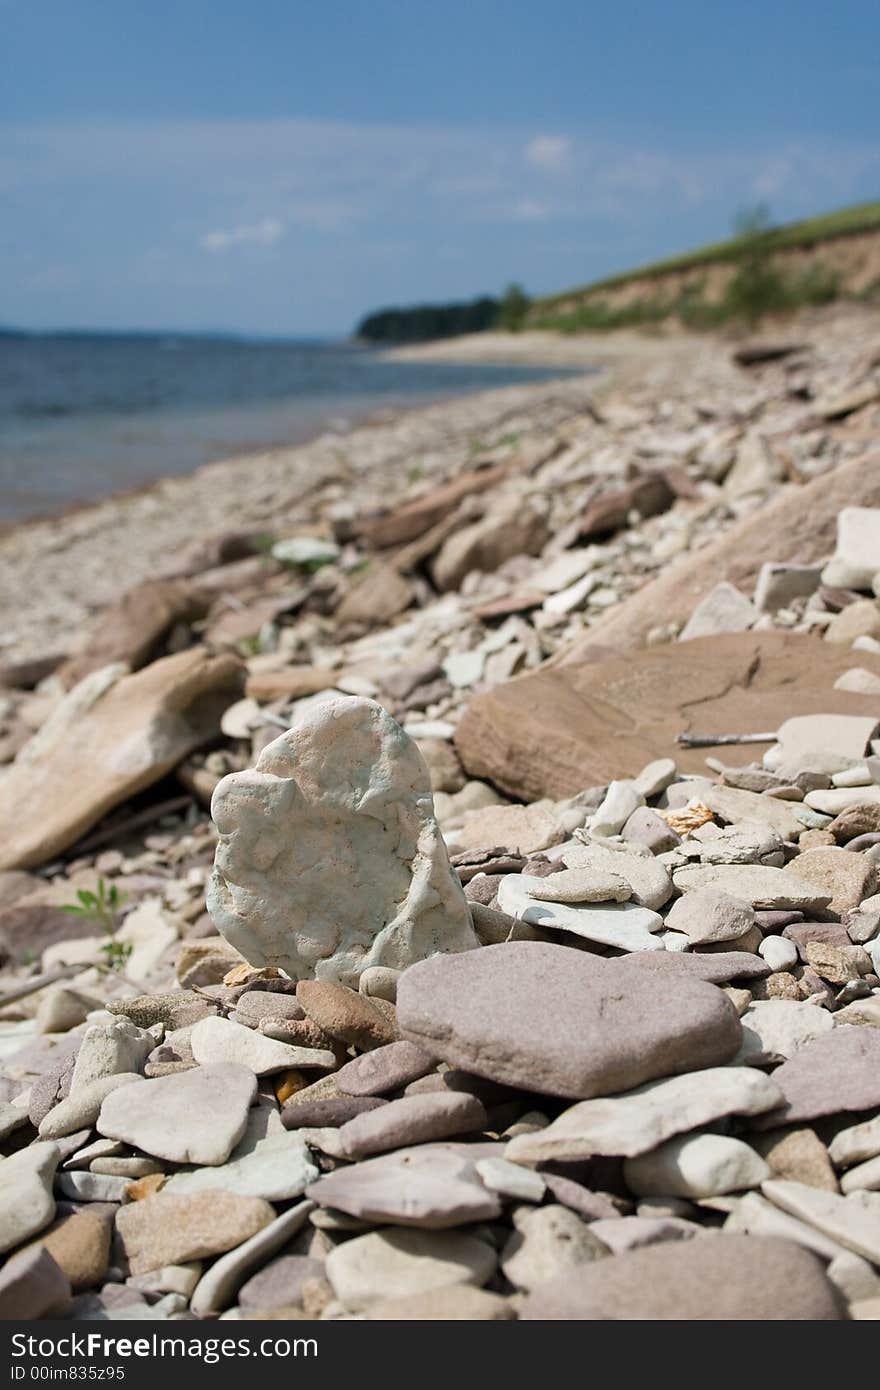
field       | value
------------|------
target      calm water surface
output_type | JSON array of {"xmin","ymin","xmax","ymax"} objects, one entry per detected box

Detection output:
[{"xmin": 0, "ymin": 334, "xmax": 582, "ymax": 522}]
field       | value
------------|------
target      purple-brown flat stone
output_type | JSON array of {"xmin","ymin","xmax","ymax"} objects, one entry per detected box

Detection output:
[{"xmin": 397, "ymin": 942, "xmax": 741, "ymax": 1100}]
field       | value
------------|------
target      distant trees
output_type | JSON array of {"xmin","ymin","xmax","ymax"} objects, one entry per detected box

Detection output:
[
  {"xmin": 497, "ymin": 283, "xmax": 531, "ymax": 331},
  {"xmin": 356, "ymin": 296, "xmax": 501, "ymax": 343},
  {"xmin": 355, "ymin": 286, "xmax": 533, "ymax": 343}
]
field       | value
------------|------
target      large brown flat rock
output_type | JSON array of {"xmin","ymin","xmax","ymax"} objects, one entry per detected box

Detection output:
[
  {"xmin": 0, "ymin": 649, "xmax": 242, "ymax": 870},
  {"xmin": 455, "ymin": 632, "xmax": 880, "ymax": 801}
]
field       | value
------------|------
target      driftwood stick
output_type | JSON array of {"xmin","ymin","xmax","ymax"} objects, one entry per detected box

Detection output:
[
  {"xmin": 0, "ymin": 965, "xmax": 82, "ymax": 1009},
  {"xmin": 69, "ymin": 794, "xmax": 194, "ymax": 855},
  {"xmin": 676, "ymin": 731, "xmax": 777, "ymax": 749}
]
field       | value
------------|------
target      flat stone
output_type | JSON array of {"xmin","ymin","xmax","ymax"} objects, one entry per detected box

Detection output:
[
  {"xmin": 506, "ymin": 1067, "xmax": 782, "ymax": 1164},
  {"xmin": 475, "ymin": 1156, "xmax": 546, "ymax": 1203},
  {"xmin": 232, "ymin": 992, "xmax": 305, "ymax": 1029},
  {"xmin": 759, "ymin": 936, "xmax": 799, "ymax": 972},
  {"xmin": 455, "ymin": 634, "xmax": 880, "ymax": 802},
  {"xmin": 784, "ymin": 847, "xmax": 876, "ymax": 914},
  {"xmin": 358, "ymin": 966, "xmax": 401, "ymax": 1002},
  {"xmin": 830, "ymin": 802, "xmax": 880, "ymax": 842},
  {"xmin": 762, "ymin": 1179, "xmax": 880, "ymax": 1264},
  {"xmin": 189, "ymin": 1016, "xmax": 336, "ymax": 1075},
  {"xmin": 829, "ymin": 1115, "xmax": 880, "ymax": 1169},
  {"xmin": 634, "ymin": 758, "xmax": 678, "ymax": 798},
  {"xmin": 296, "ymin": 980, "xmax": 396, "ymax": 1050},
  {"xmin": 190, "ymin": 1200, "xmax": 313, "ymax": 1317},
  {"xmin": 0, "ymin": 1099, "xmax": 30, "ymax": 1142},
  {"xmin": 107, "ymin": 991, "xmax": 217, "ymax": 1030},
  {"xmin": 35, "ymin": 986, "xmax": 101, "ymax": 1035},
  {"xmin": 841, "ymin": 1156, "xmax": 880, "ymax": 1193},
  {"xmin": 757, "ymin": 1027, "xmax": 880, "ymax": 1126},
  {"xmin": 621, "ymin": 806, "xmax": 681, "ymax": 854},
  {"xmin": 588, "ymin": 1215, "xmax": 701, "ymax": 1254},
  {"xmin": 778, "ymin": 711, "xmax": 879, "ymax": 765},
  {"xmin": 164, "ymin": 1106, "xmax": 317, "ymax": 1201},
  {"xmin": 822, "ymin": 507, "xmax": 880, "ymax": 589},
  {"xmin": 754, "ymin": 562, "xmax": 823, "ymax": 613},
  {"xmin": 680, "ymin": 582, "xmax": 757, "ymax": 642},
  {"xmin": 734, "ymin": 1000, "xmax": 836, "ymax": 1063},
  {"xmin": 97, "ymin": 1062, "xmax": 256, "ymax": 1164},
  {"xmin": 116, "ymin": 1190, "xmax": 276, "ymax": 1275},
  {"xmin": 541, "ymin": 1175, "xmax": 620, "ymax": 1220},
  {"xmin": 175, "ymin": 937, "xmax": 244, "ymax": 989},
  {"xmin": 782, "ymin": 920, "xmax": 853, "ymax": 959},
  {"xmin": 0, "ymin": 651, "xmax": 242, "ymax": 872},
  {"xmin": 208, "ymin": 696, "xmax": 479, "ymax": 986},
  {"xmin": 338, "ymin": 1092, "xmax": 487, "ymax": 1159},
  {"xmin": 496, "ymin": 875, "xmax": 663, "ymax": 952},
  {"xmin": 706, "ymin": 785, "xmax": 805, "ymax": 841},
  {"xmin": 116, "ymin": 900, "xmax": 181, "ymax": 987},
  {"xmin": 693, "ymin": 821, "xmax": 785, "ymax": 866},
  {"xmin": 825, "ymin": 600, "xmax": 880, "ymax": 645},
  {"xmin": 672, "ymin": 863, "xmax": 832, "ymax": 911},
  {"xmin": 826, "ymin": 1251, "xmax": 880, "ymax": 1303},
  {"xmin": 623, "ymin": 1134, "xmax": 770, "ymax": 1198},
  {"xmin": 589, "ymin": 781, "xmax": 645, "ymax": 838},
  {"xmin": 39, "ymin": 1074, "xmax": 145, "ymax": 1140},
  {"xmin": 365, "ymin": 1286, "xmax": 514, "ymax": 1320},
  {"xmin": 69, "ymin": 1019, "xmax": 153, "ymax": 1093},
  {"xmin": 562, "ymin": 841, "xmax": 673, "ymax": 910},
  {"xmin": 22, "ymin": 1210, "xmax": 111, "ymax": 1291},
  {"xmin": 455, "ymin": 801, "xmax": 564, "ymax": 855},
  {"xmin": 806, "ymin": 785, "xmax": 880, "ymax": 815},
  {"xmin": 754, "ymin": 1127, "xmax": 839, "ymax": 1191},
  {"xmin": 237, "ymin": 1254, "xmax": 326, "ymax": 1312},
  {"xmin": 334, "ymin": 1041, "xmax": 436, "ymax": 1097},
  {"xmin": 432, "ymin": 495, "xmax": 548, "ymax": 590},
  {"xmin": 665, "ymin": 888, "xmax": 756, "ymax": 945},
  {"xmin": 725, "ymin": 1190, "xmax": 851, "ymax": 1260},
  {"xmin": 55, "ymin": 1172, "xmax": 130, "ymax": 1202},
  {"xmin": 397, "ymin": 942, "xmax": 742, "ymax": 1101},
  {"xmin": 520, "ymin": 866, "xmax": 632, "ymax": 904},
  {"xmin": 325, "ymin": 1227, "xmax": 497, "ymax": 1312},
  {"xmin": 500, "ymin": 1204, "xmax": 608, "ymax": 1291},
  {"xmin": 0, "ymin": 1142, "xmax": 60, "ymax": 1253},
  {"xmin": 0, "ymin": 1247, "xmax": 70, "ymax": 1319},
  {"xmin": 519, "ymin": 1234, "xmax": 844, "ymax": 1319},
  {"xmin": 614, "ymin": 950, "xmax": 770, "ymax": 983},
  {"xmin": 307, "ymin": 1145, "xmax": 503, "ymax": 1228},
  {"xmin": 804, "ymin": 941, "xmax": 863, "ymax": 985},
  {"xmin": 91, "ymin": 1157, "xmax": 162, "ymax": 1178},
  {"xmin": 282, "ymin": 1096, "xmax": 386, "ymax": 1129}
]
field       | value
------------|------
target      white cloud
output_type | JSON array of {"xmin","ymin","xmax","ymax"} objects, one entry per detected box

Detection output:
[
  {"xmin": 200, "ymin": 217, "xmax": 284, "ymax": 252},
  {"xmin": 510, "ymin": 199, "xmax": 553, "ymax": 222},
  {"xmin": 524, "ymin": 135, "xmax": 571, "ymax": 172}
]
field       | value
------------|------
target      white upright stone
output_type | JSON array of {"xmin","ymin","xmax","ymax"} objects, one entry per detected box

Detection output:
[{"xmin": 208, "ymin": 697, "xmax": 479, "ymax": 985}]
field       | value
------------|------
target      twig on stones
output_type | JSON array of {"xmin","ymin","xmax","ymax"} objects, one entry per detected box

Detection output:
[
  {"xmin": 69, "ymin": 795, "xmax": 194, "ymax": 855},
  {"xmin": 676, "ymin": 731, "xmax": 777, "ymax": 748},
  {"xmin": 0, "ymin": 964, "xmax": 82, "ymax": 1008}
]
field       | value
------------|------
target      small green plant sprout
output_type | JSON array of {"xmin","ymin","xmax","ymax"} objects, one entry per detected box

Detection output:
[{"xmin": 60, "ymin": 877, "xmax": 131, "ymax": 972}]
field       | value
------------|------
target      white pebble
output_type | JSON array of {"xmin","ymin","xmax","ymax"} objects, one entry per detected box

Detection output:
[{"xmin": 758, "ymin": 936, "xmax": 799, "ymax": 972}]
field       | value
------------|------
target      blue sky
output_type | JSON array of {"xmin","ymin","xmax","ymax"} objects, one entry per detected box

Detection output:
[{"xmin": 2, "ymin": 1, "xmax": 879, "ymax": 334}]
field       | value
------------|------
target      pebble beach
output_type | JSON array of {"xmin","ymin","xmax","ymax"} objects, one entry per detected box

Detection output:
[{"xmin": 2, "ymin": 303, "xmax": 880, "ymax": 1322}]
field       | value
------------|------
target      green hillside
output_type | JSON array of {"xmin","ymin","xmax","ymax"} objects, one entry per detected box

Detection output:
[{"xmin": 530, "ymin": 201, "xmax": 880, "ymax": 331}]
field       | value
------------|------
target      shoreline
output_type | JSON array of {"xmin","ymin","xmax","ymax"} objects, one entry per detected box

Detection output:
[
  {"xmin": 0, "ymin": 323, "xmax": 752, "ymax": 664},
  {"xmin": 0, "ymin": 366, "xmax": 602, "ymax": 662}
]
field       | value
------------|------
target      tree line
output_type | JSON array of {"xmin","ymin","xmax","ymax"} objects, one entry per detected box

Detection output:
[{"xmin": 355, "ymin": 285, "xmax": 530, "ymax": 343}]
